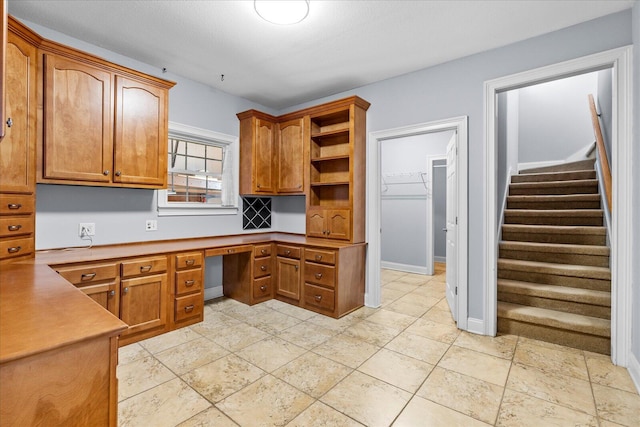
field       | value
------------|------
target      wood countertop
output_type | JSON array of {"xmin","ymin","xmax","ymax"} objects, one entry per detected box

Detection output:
[{"xmin": 0, "ymin": 232, "xmax": 366, "ymax": 364}]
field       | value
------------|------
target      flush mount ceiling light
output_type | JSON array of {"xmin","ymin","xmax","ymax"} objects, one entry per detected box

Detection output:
[{"xmin": 254, "ymin": 0, "xmax": 310, "ymax": 25}]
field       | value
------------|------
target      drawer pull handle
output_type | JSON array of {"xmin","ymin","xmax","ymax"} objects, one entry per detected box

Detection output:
[
  {"xmin": 103, "ymin": 170, "xmax": 110, "ymax": 176},
  {"xmin": 6, "ymin": 117, "xmax": 13, "ymax": 127},
  {"xmin": 261, "ymin": 249, "xmax": 267, "ymax": 255},
  {"xmin": 315, "ymin": 273, "xmax": 323, "ymax": 279},
  {"xmin": 185, "ymin": 259, "xmax": 195, "ymax": 266},
  {"xmin": 285, "ymin": 250, "xmax": 291, "ymax": 255},
  {"xmin": 115, "ymin": 171, "xmax": 121, "ymax": 177},
  {"xmin": 295, "ymin": 265, "xmax": 299, "ymax": 271},
  {"xmin": 315, "ymin": 255, "xmax": 322, "ymax": 261},
  {"xmin": 7, "ymin": 203, "xmax": 21, "ymax": 210},
  {"xmin": 227, "ymin": 249, "xmax": 234, "ymax": 254},
  {"xmin": 123, "ymin": 287, "xmax": 129, "ymax": 294},
  {"xmin": 314, "ymin": 295, "xmax": 322, "ymax": 302},
  {"xmin": 184, "ymin": 304, "xmax": 195, "ymax": 313},
  {"xmin": 7, "ymin": 246, "xmax": 21, "ymax": 254},
  {"xmin": 260, "ymin": 265, "xmax": 267, "ymax": 271},
  {"xmin": 109, "ymin": 290, "xmax": 116, "ymax": 297},
  {"xmin": 140, "ymin": 265, "xmax": 152, "ymax": 273},
  {"xmin": 7, "ymin": 224, "xmax": 22, "ymax": 231},
  {"xmin": 81, "ymin": 273, "xmax": 97, "ymax": 281},
  {"xmin": 260, "ymin": 285, "xmax": 267, "ymax": 291},
  {"xmin": 185, "ymin": 280, "xmax": 195, "ymax": 286}
]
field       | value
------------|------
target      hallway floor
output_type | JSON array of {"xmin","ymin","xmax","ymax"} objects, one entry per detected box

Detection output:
[{"xmin": 117, "ymin": 267, "xmax": 640, "ymax": 426}]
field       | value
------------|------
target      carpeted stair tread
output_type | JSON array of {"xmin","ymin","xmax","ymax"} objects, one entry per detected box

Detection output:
[
  {"xmin": 519, "ymin": 159, "xmax": 595, "ymax": 174},
  {"xmin": 506, "ymin": 194, "xmax": 601, "ymax": 210},
  {"xmin": 497, "ymin": 258, "xmax": 611, "ymax": 280},
  {"xmin": 499, "ymin": 241, "xmax": 609, "ymax": 256},
  {"xmin": 497, "ymin": 302, "xmax": 610, "ymax": 337},
  {"xmin": 512, "ymin": 170, "xmax": 596, "ymax": 183},
  {"xmin": 502, "ymin": 224, "xmax": 606, "ymax": 236},
  {"xmin": 505, "ymin": 209, "xmax": 603, "ymax": 217},
  {"xmin": 504, "ymin": 209, "xmax": 603, "ymax": 226},
  {"xmin": 498, "ymin": 279, "xmax": 611, "ymax": 306}
]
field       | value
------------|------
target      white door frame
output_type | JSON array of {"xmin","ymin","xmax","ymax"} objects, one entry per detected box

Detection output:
[
  {"xmin": 484, "ymin": 46, "xmax": 633, "ymax": 366},
  {"xmin": 367, "ymin": 116, "xmax": 468, "ymax": 330},
  {"xmin": 427, "ymin": 154, "xmax": 447, "ymax": 274}
]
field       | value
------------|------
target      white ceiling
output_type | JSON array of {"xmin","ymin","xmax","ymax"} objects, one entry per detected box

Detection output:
[{"xmin": 8, "ymin": 0, "xmax": 635, "ymax": 110}]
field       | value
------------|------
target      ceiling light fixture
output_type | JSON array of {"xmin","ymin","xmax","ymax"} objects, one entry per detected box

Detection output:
[{"xmin": 254, "ymin": 0, "xmax": 310, "ymax": 25}]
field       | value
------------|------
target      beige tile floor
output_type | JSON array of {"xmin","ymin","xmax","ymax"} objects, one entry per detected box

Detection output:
[{"xmin": 118, "ymin": 267, "xmax": 640, "ymax": 427}]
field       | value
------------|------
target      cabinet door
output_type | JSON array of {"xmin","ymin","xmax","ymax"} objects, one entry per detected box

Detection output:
[
  {"xmin": 306, "ymin": 209, "xmax": 326, "ymax": 239},
  {"xmin": 43, "ymin": 54, "xmax": 113, "ymax": 182},
  {"xmin": 276, "ymin": 256, "xmax": 300, "ymax": 301},
  {"xmin": 114, "ymin": 76, "xmax": 167, "ymax": 187},
  {"xmin": 0, "ymin": 31, "xmax": 36, "ymax": 193},
  {"xmin": 78, "ymin": 281, "xmax": 119, "ymax": 317},
  {"xmin": 120, "ymin": 273, "xmax": 167, "ymax": 335},
  {"xmin": 277, "ymin": 118, "xmax": 304, "ymax": 193},
  {"xmin": 326, "ymin": 209, "xmax": 351, "ymax": 240},
  {"xmin": 254, "ymin": 118, "xmax": 275, "ymax": 193}
]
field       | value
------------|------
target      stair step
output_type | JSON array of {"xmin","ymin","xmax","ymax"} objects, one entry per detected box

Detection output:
[
  {"xmin": 507, "ymin": 194, "xmax": 601, "ymax": 210},
  {"xmin": 498, "ymin": 279, "xmax": 610, "ymax": 319},
  {"xmin": 504, "ymin": 209, "xmax": 603, "ymax": 226},
  {"xmin": 519, "ymin": 159, "xmax": 596, "ymax": 174},
  {"xmin": 499, "ymin": 241, "xmax": 609, "ymax": 267},
  {"xmin": 509, "ymin": 179, "xmax": 599, "ymax": 196},
  {"xmin": 497, "ymin": 302, "xmax": 610, "ymax": 354},
  {"xmin": 501, "ymin": 224, "xmax": 606, "ymax": 245},
  {"xmin": 512, "ymin": 170, "xmax": 596, "ymax": 183},
  {"xmin": 497, "ymin": 258, "xmax": 611, "ymax": 291}
]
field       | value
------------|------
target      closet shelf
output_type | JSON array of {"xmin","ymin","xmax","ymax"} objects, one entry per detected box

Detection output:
[
  {"xmin": 310, "ymin": 181, "xmax": 350, "ymax": 187},
  {"xmin": 311, "ymin": 155, "xmax": 350, "ymax": 163},
  {"xmin": 311, "ymin": 127, "xmax": 349, "ymax": 139}
]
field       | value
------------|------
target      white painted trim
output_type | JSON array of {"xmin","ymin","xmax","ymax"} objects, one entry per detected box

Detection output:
[
  {"xmin": 627, "ymin": 352, "xmax": 640, "ymax": 394},
  {"xmin": 368, "ymin": 116, "xmax": 468, "ymax": 330},
  {"xmin": 497, "ymin": 166, "xmax": 513, "ymax": 241},
  {"xmin": 204, "ymin": 285, "xmax": 223, "ymax": 301},
  {"xmin": 466, "ymin": 317, "xmax": 485, "ymax": 335},
  {"xmin": 434, "ymin": 256, "xmax": 446, "ymax": 264},
  {"xmin": 427, "ymin": 154, "xmax": 447, "ymax": 277},
  {"xmin": 517, "ymin": 160, "xmax": 562, "ymax": 171},
  {"xmin": 380, "ymin": 261, "xmax": 429, "ymax": 275},
  {"xmin": 484, "ymin": 45, "xmax": 633, "ymax": 366}
]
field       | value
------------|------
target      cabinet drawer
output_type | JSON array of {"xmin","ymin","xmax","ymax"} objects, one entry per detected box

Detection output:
[
  {"xmin": 304, "ymin": 248, "xmax": 336, "ymax": 265},
  {"xmin": 121, "ymin": 256, "xmax": 167, "ymax": 278},
  {"xmin": 253, "ymin": 276, "xmax": 273, "ymax": 300},
  {"xmin": 0, "ymin": 236, "xmax": 34, "ymax": 260},
  {"xmin": 55, "ymin": 262, "xmax": 118, "ymax": 285},
  {"xmin": 254, "ymin": 244, "xmax": 272, "ymax": 257},
  {"xmin": 277, "ymin": 244, "xmax": 300, "ymax": 259},
  {"xmin": 0, "ymin": 215, "xmax": 34, "ymax": 237},
  {"xmin": 175, "ymin": 269, "xmax": 203, "ymax": 295},
  {"xmin": 304, "ymin": 262, "xmax": 335, "ymax": 288},
  {"xmin": 304, "ymin": 283, "xmax": 335, "ymax": 312},
  {"xmin": 175, "ymin": 252, "xmax": 203, "ymax": 270},
  {"xmin": 175, "ymin": 293, "xmax": 203, "ymax": 322},
  {"xmin": 205, "ymin": 245, "xmax": 253, "ymax": 257},
  {"xmin": 0, "ymin": 194, "xmax": 34, "ymax": 215},
  {"xmin": 254, "ymin": 257, "xmax": 271, "ymax": 278}
]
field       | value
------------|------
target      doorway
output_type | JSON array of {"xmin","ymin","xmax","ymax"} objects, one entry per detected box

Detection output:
[
  {"xmin": 367, "ymin": 116, "xmax": 468, "ymax": 329},
  {"xmin": 484, "ymin": 46, "xmax": 633, "ymax": 365}
]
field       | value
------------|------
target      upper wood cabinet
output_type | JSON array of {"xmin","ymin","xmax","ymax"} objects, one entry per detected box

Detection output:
[
  {"xmin": 0, "ymin": 0, "xmax": 7, "ymax": 141},
  {"xmin": 276, "ymin": 117, "xmax": 307, "ymax": 193},
  {"xmin": 37, "ymin": 39, "xmax": 174, "ymax": 189}
]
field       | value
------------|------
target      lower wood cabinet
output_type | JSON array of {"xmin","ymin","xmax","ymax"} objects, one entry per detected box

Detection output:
[
  {"xmin": 172, "ymin": 251, "xmax": 204, "ymax": 327},
  {"xmin": 276, "ymin": 244, "xmax": 301, "ymax": 302}
]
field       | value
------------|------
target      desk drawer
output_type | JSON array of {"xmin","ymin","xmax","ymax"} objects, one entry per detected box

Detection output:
[
  {"xmin": 0, "ymin": 194, "xmax": 34, "ymax": 215},
  {"xmin": 253, "ymin": 276, "xmax": 273, "ymax": 300},
  {"xmin": 175, "ymin": 252, "xmax": 203, "ymax": 270},
  {"xmin": 0, "ymin": 215, "xmax": 34, "ymax": 237},
  {"xmin": 175, "ymin": 269, "xmax": 203, "ymax": 295},
  {"xmin": 304, "ymin": 248, "xmax": 335, "ymax": 265},
  {"xmin": 277, "ymin": 244, "xmax": 300, "ymax": 259},
  {"xmin": 121, "ymin": 256, "xmax": 167, "ymax": 278},
  {"xmin": 205, "ymin": 245, "xmax": 253, "ymax": 257},
  {"xmin": 304, "ymin": 283, "xmax": 335, "ymax": 312},
  {"xmin": 175, "ymin": 293, "xmax": 203, "ymax": 322},
  {"xmin": 56, "ymin": 262, "xmax": 118, "ymax": 285},
  {"xmin": 304, "ymin": 262, "xmax": 335, "ymax": 288},
  {"xmin": 0, "ymin": 236, "xmax": 34, "ymax": 260},
  {"xmin": 254, "ymin": 244, "xmax": 272, "ymax": 257},
  {"xmin": 254, "ymin": 257, "xmax": 271, "ymax": 278}
]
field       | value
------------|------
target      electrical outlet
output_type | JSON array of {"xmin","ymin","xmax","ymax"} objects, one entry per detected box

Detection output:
[
  {"xmin": 78, "ymin": 223, "xmax": 95, "ymax": 237},
  {"xmin": 145, "ymin": 220, "xmax": 158, "ymax": 231}
]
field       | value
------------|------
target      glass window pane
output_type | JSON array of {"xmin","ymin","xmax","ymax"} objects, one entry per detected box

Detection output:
[
  {"xmin": 187, "ymin": 142, "xmax": 206, "ymax": 158},
  {"xmin": 206, "ymin": 159, "xmax": 222, "ymax": 174},
  {"xmin": 173, "ymin": 154, "xmax": 187, "ymax": 170},
  {"xmin": 174, "ymin": 139, "xmax": 186, "ymax": 155},
  {"xmin": 187, "ymin": 156, "xmax": 205, "ymax": 172},
  {"xmin": 207, "ymin": 145, "xmax": 223, "ymax": 160}
]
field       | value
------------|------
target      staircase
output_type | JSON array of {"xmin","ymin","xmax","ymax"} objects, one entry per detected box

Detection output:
[{"xmin": 497, "ymin": 159, "xmax": 611, "ymax": 354}]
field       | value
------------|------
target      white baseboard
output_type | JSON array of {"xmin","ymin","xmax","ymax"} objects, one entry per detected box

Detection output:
[
  {"xmin": 204, "ymin": 286, "xmax": 223, "ymax": 301},
  {"xmin": 434, "ymin": 256, "xmax": 446, "ymax": 264},
  {"xmin": 381, "ymin": 261, "xmax": 429, "ymax": 275},
  {"xmin": 627, "ymin": 351, "xmax": 640, "ymax": 394},
  {"xmin": 465, "ymin": 317, "xmax": 486, "ymax": 335}
]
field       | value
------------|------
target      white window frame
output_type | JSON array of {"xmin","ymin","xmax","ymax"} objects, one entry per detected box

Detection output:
[{"xmin": 157, "ymin": 122, "xmax": 239, "ymax": 216}]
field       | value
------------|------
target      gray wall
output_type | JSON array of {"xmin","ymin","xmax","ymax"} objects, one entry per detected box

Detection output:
[
  {"xmin": 280, "ymin": 10, "xmax": 632, "ymax": 320},
  {"xmin": 518, "ymin": 72, "xmax": 599, "ymax": 164},
  {"xmin": 597, "ymin": 69, "xmax": 614, "ymax": 165},
  {"xmin": 380, "ymin": 132, "xmax": 451, "ymax": 270},
  {"xmin": 17, "ymin": 10, "xmax": 633, "ymax": 323},
  {"xmin": 497, "ymin": 90, "xmax": 520, "ymax": 226},
  {"xmin": 632, "ymin": 2, "xmax": 640, "ymax": 372}
]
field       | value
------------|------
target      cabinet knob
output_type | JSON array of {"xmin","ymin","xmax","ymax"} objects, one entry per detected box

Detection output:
[
  {"xmin": 81, "ymin": 272, "xmax": 96, "ymax": 281},
  {"xmin": 123, "ymin": 287, "xmax": 129, "ymax": 294},
  {"xmin": 103, "ymin": 170, "xmax": 110, "ymax": 176},
  {"xmin": 260, "ymin": 265, "xmax": 267, "ymax": 271},
  {"xmin": 185, "ymin": 259, "xmax": 195, "ymax": 266},
  {"xmin": 7, "ymin": 225, "xmax": 22, "ymax": 232},
  {"xmin": 261, "ymin": 249, "xmax": 267, "ymax": 255},
  {"xmin": 7, "ymin": 246, "xmax": 21, "ymax": 254},
  {"xmin": 7, "ymin": 203, "xmax": 21, "ymax": 210},
  {"xmin": 6, "ymin": 117, "xmax": 13, "ymax": 128},
  {"xmin": 314, "ymin": 295, "xmax": 322, "ymax": 302},
  {"xmin": 295, "ymin": 265, "xmax": 299, "ymax": 271},
  {"xmin": 185, "ymin": 280, "xmax": 195, "ymax": 286},
  {"xmin": 315, "ymin": 273, "xmax": 323, "ymax": 279},
  {"xmin": 115, "ymin": 171, "xmax": 122, "ymax": 177},
  {"xmin": 315, "ymin": 255, "xmax": 322, "ymax": 261},
  {"xmin": 184, "ymin": 304, "xmax": 195, "ymax": 313},
  {"xmin": 285, "ymin": 250, "xmax": 291, "ymax": 255},
  {"xmin": 260, "ymin": 285, "xmax": 267, "ymax": 291},
  {"xmin": 228, "ymin": 249, "xmax": 234, "ymax": 254},
  {"xmin": 109, "ymin": 290, "xmax": 116, "ymax": 297},
  {"xmin": 257, "ymin": 184, "xmax": 261, "ymax": 188}
]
